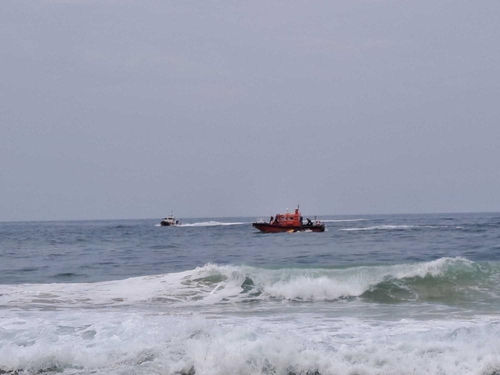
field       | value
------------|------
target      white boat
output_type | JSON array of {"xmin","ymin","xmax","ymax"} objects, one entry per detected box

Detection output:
[{"xmin": 160, "ymin": 215, "xmax": 181, "ymax": 226}]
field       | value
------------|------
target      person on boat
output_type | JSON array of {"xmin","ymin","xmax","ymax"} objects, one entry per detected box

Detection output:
[
  {"xmin": 306, "ymin": 218, "xmax": 312, "ymax": 226},
  {"xmin": 270, "ymin": 216, "xmax": 274, "ymax": 224}
]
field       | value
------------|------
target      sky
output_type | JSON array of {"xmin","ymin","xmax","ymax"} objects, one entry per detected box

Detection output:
[{"xmin": 1, "ymin": 1, "xmax": 499, "ymax": 221}]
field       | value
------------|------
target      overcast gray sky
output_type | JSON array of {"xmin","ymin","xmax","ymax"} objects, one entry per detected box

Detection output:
[{"xmin": 1, "ymin": 1, "xmax": 499, "ymax": 221}]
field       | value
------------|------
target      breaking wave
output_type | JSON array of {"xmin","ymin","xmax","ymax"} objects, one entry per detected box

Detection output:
[
  {"xmin": 2, "ymin": 310, "xmax": 500, "ymax": 375},
  {"xmin": 3, "ymin": 259, "xmax": 500, "ymax": 374},
  {"xmin": 2, "ymin": 258, "xmax": 499, "ymax": 308}
]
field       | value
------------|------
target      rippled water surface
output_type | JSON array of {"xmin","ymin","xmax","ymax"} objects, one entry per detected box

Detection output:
[{"xmin": 1, "ymin": 213, "xmax": 500, "ymax": 374}]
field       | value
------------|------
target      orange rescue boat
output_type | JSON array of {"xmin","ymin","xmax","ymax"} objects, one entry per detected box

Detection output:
[{"xmin": 252, "ymin": 206, "xmax": 325, "ymax": 233}]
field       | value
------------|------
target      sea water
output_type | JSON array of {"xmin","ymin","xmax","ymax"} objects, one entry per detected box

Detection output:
[{"xmin": 1, "ymin": 213, "xmax": 500, "ymax": 374}]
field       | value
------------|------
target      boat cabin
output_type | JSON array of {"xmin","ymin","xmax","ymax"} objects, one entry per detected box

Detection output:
[{"xmin": 272, "ymin": 208, "xmax": 303, "ymax": 227}]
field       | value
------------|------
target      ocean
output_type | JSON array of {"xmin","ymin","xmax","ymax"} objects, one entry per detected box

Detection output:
[{"xmin": 1, "ymin": 213, "xmax": 500, "ymax": 375}]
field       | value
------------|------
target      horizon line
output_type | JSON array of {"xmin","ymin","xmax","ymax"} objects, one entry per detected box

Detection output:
[{"xmin": 1, "ymin": 210, "xmax": 499, "ymax": 224}]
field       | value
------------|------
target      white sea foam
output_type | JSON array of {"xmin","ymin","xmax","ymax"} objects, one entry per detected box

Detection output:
[
  {"xmin": 339, "ymin": 224, "xmax": 445, "ymax": 231},
  {"xmin": 1, "ymin": 309, "xmax": 500, "ymax": 375},
  {"xmin": 0, "ymin": 257, "xmax": 484, "ymax": 308},
  {"xmin": 340, "ymin": 224, "xmax": 416, "ymax": 231},
  {"xmin": 1, "ymin": 260, "xmax": 500, "ymax": 374},
  {"xmin": 180, "ymin": 221, "xmax": 247, "ymax": 227},
  {"xmin": 321, "ymin": 219, "xmax": 368, "ymax": 223}
]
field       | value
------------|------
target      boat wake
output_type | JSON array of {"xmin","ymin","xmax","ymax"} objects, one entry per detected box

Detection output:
[
  {"xmin": 180, "ymin": 221, "xmax": 248, "ymax": 227},
  {"xmin": 155, "ymin": 221, "xmax": 247, "ymax": 227},
  {"xmin": 321, "ymin": 219, "xmax": 367, "ymax": 223},
  {"xmin": 340, "ymin": 224, "xmax": 436, "ymax": 231}
]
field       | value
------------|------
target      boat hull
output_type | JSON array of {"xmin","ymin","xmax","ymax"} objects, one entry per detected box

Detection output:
[
  {"xmin": 160, "ymin": 216, "xmax": 180, "ymax": 226},
  {"xmin": 160, "ymin": 220, "xmax": 178, "ymax": 226},
  {"xmin": 252, "ymin": 222, "xmax": 325, "ymax": 233}
]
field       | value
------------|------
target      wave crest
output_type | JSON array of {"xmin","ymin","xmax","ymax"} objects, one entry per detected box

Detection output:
[{"xmin": 2, "ymin": 258, "xmax": 499, "ymax": 308}]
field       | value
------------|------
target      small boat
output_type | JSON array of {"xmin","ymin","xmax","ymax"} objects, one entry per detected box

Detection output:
[
  {"xmin": 252, "ymin": 206, "xmax": 325, "ymax": 233},
  {"xmin": 160, "ymin": 215, "xmax": 181, "ymax": 226}
]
